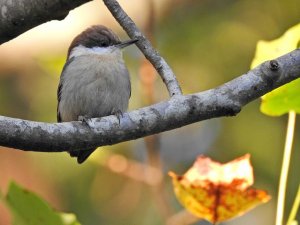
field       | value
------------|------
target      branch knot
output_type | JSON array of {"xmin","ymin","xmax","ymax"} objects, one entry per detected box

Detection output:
[{"xmin": 269, "ymin": 60, "xmax": 279, "ymax": 71}]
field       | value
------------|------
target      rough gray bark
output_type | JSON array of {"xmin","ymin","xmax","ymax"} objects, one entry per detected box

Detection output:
[
  {"xmin": 1, "ymin": 49, "xmax": 300, "ymax": 152},
  {"xmin": 103, "ymin": 0, "xmax": 183, "ymax": 97},
  {"xmin": 0, "ymin": 0, "xmax": 92, "ymax": 44}
]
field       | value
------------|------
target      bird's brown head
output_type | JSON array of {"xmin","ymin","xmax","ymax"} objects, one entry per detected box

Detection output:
[{"xmin": 67, "ymin": 25, "xmax": 121, "ymax": 57}]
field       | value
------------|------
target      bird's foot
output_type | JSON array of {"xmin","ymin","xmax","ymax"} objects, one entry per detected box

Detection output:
[
  {"xmin": 112, "ymin": 109, "xmax": 123, "ymax": 124},
  {"xmin": 78, "ymin": 115, "xmax": 92, "ymax": 128}
]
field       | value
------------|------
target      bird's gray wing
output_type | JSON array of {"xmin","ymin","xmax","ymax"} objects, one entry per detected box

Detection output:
[{"xmin": 57, "ymin": 57, "xmax": 75, "ymax": 122}]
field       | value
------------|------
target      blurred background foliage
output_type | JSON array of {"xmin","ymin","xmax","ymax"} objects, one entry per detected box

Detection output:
[{"xmin": 0, "ymin": 0, "xmax": 299, "ymax": 224}]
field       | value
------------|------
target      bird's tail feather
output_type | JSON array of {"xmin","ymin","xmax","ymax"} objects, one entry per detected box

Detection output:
[{"xmin": 69, "ymin": 148, "xmax": 96, "ymax": 164}]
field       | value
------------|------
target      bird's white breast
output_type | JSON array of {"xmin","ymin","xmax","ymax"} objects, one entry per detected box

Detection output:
[{"xmin": 58, "ymin": 50, "xmax": 130, "ymax": 122}]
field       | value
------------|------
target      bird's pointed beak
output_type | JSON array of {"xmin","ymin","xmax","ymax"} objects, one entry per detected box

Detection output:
[{"xmin": 115, "ymin": 39, "xmax": 138, "ymax": 49}]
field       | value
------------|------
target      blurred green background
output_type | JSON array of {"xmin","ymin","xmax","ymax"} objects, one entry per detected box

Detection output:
[{"xmin": 0, "ymin": 0, "xmax": 299, "ymax": 224}]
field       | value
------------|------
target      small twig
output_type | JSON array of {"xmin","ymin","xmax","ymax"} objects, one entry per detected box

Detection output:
[{"xmin": 103, "ymin": 0, "xmax": 182, "ymax": 97}]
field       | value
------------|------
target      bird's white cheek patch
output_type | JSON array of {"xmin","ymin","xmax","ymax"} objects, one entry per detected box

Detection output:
[
  {"xmin": 91, "ymin": 46, "xmax": 113, "ymax": 54},
  {"xmin": 69, "ymin": 45, "xmax": 115, "ymax": 59}
]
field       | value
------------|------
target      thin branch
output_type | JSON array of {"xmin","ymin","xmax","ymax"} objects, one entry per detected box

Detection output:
[
  {"xmin": 0, "ymin": 0, "xmax": 92, "ymax": 44},
  {"xmin": 0, "ymin": 49, "xmax": 300, "ymax": 152},
  {"xmin": 103, "ymin": 0, "xmax": 183, "ymax": 97}
]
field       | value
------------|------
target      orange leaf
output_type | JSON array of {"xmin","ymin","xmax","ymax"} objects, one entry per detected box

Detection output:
[{"xmin": 169, "ymin": 154, "xmax": 271, "ymax": 224}]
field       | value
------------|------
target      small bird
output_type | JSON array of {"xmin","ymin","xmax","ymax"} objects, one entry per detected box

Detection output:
[{"xmin": 57, "ymin": 25, "xmax": 137, "ymax": 163}]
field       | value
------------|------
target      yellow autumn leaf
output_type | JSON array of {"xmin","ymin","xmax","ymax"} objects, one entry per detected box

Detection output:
[{"xmin": 169, "ymin": 154, "xmax": 271, "ymax": 224}]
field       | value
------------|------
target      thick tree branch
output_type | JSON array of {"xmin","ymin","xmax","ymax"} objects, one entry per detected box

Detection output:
[
  {"xmin": 1, "ymin": 49, "xmax": 300, "ymax": 152},
  {"xmin": 103, "ymin": 0, "xmax": 183, "ymax": 97},
  {"xmin": 0, "ymin": 0, "xmax": 92, "ymax": 44}
]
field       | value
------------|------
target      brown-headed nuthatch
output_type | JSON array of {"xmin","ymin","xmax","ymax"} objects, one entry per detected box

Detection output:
[{"xmin": 57, "ymin": 25, "xmax": 137, "ymax": 163}]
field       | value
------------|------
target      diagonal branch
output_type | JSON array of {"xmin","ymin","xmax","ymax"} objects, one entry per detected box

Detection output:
[
  {"xmin": 103, "ymin": 0, "xmax": 183, "ymax": 97},
  {"xmin": 0, "ymin": 0, "xmax": 92, "ymax": 44},
  {"xmin": 0, "ymin": 49, "xmax": 299, "ymax": 152}
]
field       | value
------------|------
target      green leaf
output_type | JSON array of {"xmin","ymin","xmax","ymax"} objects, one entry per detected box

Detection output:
[
  {"xmin": 260, "ymin": 79, "xmax": 300, "ymax": 116},
  {"xmin": 5, "ymin": 182, "xmax": 81, "ymax": 225},
  {"xmin": 251, "ymin": 23, "xmax": 300, "ymax": 68},
  {"xmin": 251, "ymin": 23, "xmax": 300, "ymax": 116}
]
